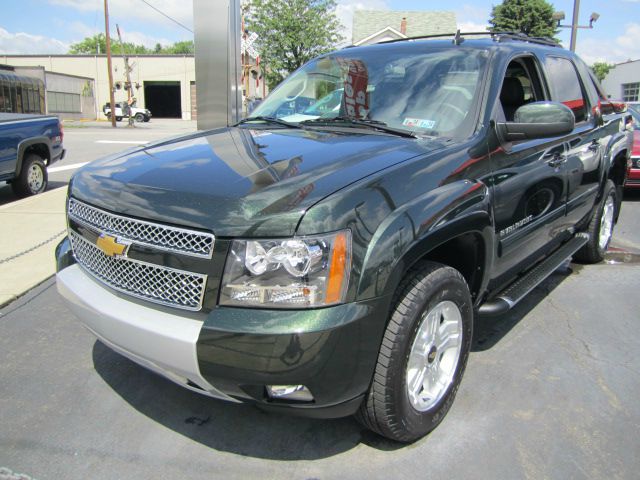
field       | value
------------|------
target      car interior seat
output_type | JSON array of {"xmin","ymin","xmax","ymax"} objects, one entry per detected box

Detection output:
[{"xmin": 500, "ymin": 77, "xmax": 526, "ymax": 121}]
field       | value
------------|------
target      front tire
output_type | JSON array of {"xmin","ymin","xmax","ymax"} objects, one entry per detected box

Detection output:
[
  {"xmin": 134, "ymin": 113, "xmax": 145, "ymax": 122},
  {"xmin": 12, "ymin": 153, "xmax": 48, "ymax": 197},
  {"xmin": 573, "ymin": 179, "xmax": 617, "ymax": 263},
  {"xmin": 356, "ymin": 262, "xmax": 473, "ymax": 442}
]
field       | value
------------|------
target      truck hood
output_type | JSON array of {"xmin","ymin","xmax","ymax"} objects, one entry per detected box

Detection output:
[{"xmin": 70, "ymin": 126, "xmax": 444, "ymax": 236}]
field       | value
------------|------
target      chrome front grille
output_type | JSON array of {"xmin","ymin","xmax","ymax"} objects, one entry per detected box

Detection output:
[
  {"xmin": 69, "ymin": 231, "xmax": 207, "ymax": 311},
  {"xmin": 68, "ymin": 198, "xmax": 214, "ymax": 258}
]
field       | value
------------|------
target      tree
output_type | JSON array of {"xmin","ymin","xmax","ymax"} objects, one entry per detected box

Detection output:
[
  {"xmin": 69, "ymin": 34, "xmax": 108, "ymax": 54},
  {"xmin": 489, "ymin": 0, "xmax": 559, "ymax": 39},
  {"xmin": 591, "ymin": 62, "xmax": 613, "ymax": 82},
  {"xmin": 163, "ymin": 40, "xmax": 195, "ymax": 54},
  {"xmin": 247, "ymin": 0, "xmax": 344, "ymax": 89},
  {"xmin": 68, "ymin": 36, "xmax": 195, "ymax": 55},
  {"xmin": 69, "ymin": 34, "xmax": 150, "ymax": 55}
]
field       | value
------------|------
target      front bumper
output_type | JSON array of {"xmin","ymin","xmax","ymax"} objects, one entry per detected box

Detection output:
[
  {"xmin": 56, "ymin": 238, "xmax": 388, "ymax": 418},
  {"xmin": 57, "ymin": 264, "xmax": 238, "ymax": 402}
]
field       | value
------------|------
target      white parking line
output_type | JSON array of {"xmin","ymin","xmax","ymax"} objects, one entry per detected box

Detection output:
[
  {"xmin": 95, "ymin": 140, "xmax": 149, "ymax": 144},
  {"xmin": 48, "ymin": 162, "xmax": 89, "ymax": 173}
]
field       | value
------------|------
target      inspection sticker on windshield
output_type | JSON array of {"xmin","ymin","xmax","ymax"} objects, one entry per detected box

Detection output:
[{"xmin": 403, "ymin": 117, "xmax": 436, "ymax": 129}]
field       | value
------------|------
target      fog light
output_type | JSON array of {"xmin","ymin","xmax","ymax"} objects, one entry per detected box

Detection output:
[{"xmin": 266, "ymin": 385, "xmax": 314, "ymax": 402}]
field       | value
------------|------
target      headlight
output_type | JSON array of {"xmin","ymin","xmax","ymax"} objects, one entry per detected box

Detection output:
[{"xmin": 220, "ymin": 230, "xmax": 351, "ymax": 308}]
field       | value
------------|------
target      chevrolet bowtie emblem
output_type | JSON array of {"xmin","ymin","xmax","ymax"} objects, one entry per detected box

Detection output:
[{"xmin": 96, "ymin": 234, "xmax": 130, "ymax": 258}]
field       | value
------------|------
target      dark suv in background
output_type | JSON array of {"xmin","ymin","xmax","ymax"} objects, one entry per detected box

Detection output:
[{"xmin": 56, "ymin": 33, "xmax": 632, "ymax": 442}]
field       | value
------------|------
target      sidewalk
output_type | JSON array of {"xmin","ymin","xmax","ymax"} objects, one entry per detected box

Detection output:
[{"xmin": 0, "ymin": 187, "xmax": 67, "ymax": 308}]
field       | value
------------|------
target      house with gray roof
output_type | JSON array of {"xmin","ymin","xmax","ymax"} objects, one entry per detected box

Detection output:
[{"xmin": 352, "ymin": 10, "xmax": 457, "ymax": 46}]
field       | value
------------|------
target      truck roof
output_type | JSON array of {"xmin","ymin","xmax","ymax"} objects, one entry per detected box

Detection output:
[{"xmin": 341, "ymin": 31, "xmax": 569, "ymax": 57}]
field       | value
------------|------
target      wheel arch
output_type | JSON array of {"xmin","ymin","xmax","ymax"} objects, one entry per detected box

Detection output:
[
  {"xmin": 605, "ymin": 149, "xmax": 628, "ymax": 222},
  {"xmin": 357, "ymin": 180, "xmax": 494, "ymax": 307},
  {"xmin": 16, "ymin": 137, "xmax": 52, "ymax": 176}
]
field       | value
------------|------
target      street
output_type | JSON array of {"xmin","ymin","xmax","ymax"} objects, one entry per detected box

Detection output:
[{"xmin": 0, "ymin": 121, "xmax": 639, "ymax": 479}]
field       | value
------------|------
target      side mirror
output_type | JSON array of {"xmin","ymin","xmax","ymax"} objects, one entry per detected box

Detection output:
[{"xmin": 497, "ymin": 101, "xmax": 575, "ymax": 141}]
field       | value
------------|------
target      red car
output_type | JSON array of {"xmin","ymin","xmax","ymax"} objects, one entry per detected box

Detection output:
[{"xmin": 627, "ymin": 104, "xmax": 640, "ymax": 188}]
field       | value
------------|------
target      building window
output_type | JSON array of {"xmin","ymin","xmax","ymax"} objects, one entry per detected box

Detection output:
[
  {"xmin": 622, "ymin": 83, "xmax": 639, "ymax": 102},
  {"xmin": 47, "ymin": 91, "xmax": 81, "ymax": 113}
]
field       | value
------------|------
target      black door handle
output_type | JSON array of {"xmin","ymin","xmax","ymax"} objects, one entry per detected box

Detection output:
[{"xmin": 587, "ymin": 141, "xmax": 600, "ymax": 152}]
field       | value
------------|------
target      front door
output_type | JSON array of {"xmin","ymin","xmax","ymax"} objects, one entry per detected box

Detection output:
[{"xmin": 489, "ymin": 55, "xmax": 570, "ymax": 281}]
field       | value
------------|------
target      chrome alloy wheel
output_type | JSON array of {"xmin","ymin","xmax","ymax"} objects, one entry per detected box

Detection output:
[
  {"xmin": 406, "ymin": 300, "xmax": 463, "ymax": 412},
  {"xmin": 598, "ymin": 194, "xmax": 615, "ymax": 251},
  {"xmin": 27, "ymin": 163, "xmax": 44, "ymax": 193}
]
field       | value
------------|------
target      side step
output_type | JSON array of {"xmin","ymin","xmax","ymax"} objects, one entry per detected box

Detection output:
[{"xmin": 478, "ymin": 234, "xmax": 589, "ymax": 316}]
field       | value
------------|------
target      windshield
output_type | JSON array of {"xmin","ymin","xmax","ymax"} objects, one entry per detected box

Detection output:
[{"xmin": 250, "ymin": 46, "xmax": 489, "ymax": 137}]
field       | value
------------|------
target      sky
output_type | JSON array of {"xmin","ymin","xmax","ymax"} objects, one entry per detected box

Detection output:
[{"xmin": 0, "ymin": 0, "xmax": 639, "ymax": 65}]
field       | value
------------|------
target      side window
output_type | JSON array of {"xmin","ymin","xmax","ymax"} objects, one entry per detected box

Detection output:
[
  {"xmin": 574, "ymin": 56, "xmax": 616, "ymax": 116},
  {"xmin": 499, "ymin": 56, "xmax": 545, "ymax": 122},
  {"xmin": 544, "ymin": 56, "xmax": 588, "ymax": 123}
]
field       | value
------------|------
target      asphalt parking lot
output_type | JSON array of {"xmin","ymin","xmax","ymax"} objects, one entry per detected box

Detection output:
[{"xmin": 0, "ymin": 122, "xmax": 639, "ymax": 479}]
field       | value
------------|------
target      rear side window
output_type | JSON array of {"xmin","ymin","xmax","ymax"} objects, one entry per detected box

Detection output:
[{"xmin": 544, "ymin": 56, "xmax": 587, "ymax": 123}]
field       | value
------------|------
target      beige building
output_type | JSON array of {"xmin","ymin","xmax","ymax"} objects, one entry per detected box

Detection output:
[
  {"xmin": 2, "ymin": 54, "xmax": 196, "ymax": 120},
  {"xmin": 8, "ymin": 65, "xmax": 96, "ymax": 120},
  {"xmin": 3, "ymin": 53, "xmax": 266, "ymax": 121}
]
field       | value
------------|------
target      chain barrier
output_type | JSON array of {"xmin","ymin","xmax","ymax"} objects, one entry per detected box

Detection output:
[{"xmin": 0, "ymin": 230, "xmax": 66, "ymax": 265}]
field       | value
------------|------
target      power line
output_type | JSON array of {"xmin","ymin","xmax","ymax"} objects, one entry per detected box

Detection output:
[{"xmin": 137, "ymin": 0, "xmax": 193, "ymax": 33}]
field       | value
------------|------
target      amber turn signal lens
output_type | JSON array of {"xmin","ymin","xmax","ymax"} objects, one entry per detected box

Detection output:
[{"xmin": 325, "ymin": 231, "xmax": 351, "ymax": 304}]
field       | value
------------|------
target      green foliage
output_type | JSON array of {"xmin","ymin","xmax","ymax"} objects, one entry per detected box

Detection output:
[
  {"xmin": 68, "ymin": 34, "xmax": 194, "ymax": 55},
  {"xmin": 591, "ymin": 62, "xmax": 613, "ymax": 82},
  {"xmin": 489, "ymin": 0, "xmax": 559, "ymax": 39},
  {"xmin": 162, "ymin": 40, "xmax": 195, "ymax": 54},
  {"xmin": 247, "ymin": 0, "xmax": 344, "ymax": 89}
]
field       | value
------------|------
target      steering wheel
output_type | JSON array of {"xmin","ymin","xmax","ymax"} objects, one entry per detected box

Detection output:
[
  {"xmin": 282, "ymin": 76, "xmax": 309, "ymax": 102},
  {"xmin": 439, "ymin": 102, "xmax": 467, "ymax": 119}
]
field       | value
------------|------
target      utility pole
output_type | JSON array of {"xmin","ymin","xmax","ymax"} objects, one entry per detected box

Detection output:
[
  {"xmin": 116, "ymin": 24, "xmax": 135, "ymax": 127},
  {"xmin": 553, "ymin": 1, "xmax": 599, "ymax": 52},
  {"xmin": 569, "ymin": 0, "xmax": 580, "ymax": 53},
  {"xmin": 104, "ymin": 0, "xmax": 116, "ymax": 127}
]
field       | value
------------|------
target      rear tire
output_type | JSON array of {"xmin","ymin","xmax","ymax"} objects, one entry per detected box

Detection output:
[
  {"xmin": 12, "ymin": 153, "xmax": 48, "ymax": 197},
  {"xmin": 356, "ymin": 261, "xmax": 473, "ymax": 442},
  {"xmin": 573, "ymin": 180, "xmax": 617, "ymax": 263},
  {"xmin": 116, "ymin": 116, "xmax": 123, "ymax": 122}
]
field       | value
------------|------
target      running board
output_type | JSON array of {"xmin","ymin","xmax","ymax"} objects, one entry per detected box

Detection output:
[{"xmin": 478, "ymin": 234, "xmax": 589, "ymax": 316}]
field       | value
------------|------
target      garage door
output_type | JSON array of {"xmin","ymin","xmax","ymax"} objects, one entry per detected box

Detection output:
[{"xmin": 144, "ymin": 81, "xmax": 181, "ymax": 118}]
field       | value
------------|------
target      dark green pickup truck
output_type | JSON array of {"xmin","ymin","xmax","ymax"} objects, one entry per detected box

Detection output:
[{"xmin": 56, "ymin": 33, "xmax": 632, "ymax": 442}]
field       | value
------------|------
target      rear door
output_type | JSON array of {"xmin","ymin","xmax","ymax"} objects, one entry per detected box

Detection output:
[{"xmin": 542, "ymin": 55, "xmax": 603, "ymax": 227}]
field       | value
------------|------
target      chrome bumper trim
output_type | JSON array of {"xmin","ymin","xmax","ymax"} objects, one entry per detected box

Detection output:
[{"xmin": 56, "ymin": 264, "xmax": 239, "ymax": 403}]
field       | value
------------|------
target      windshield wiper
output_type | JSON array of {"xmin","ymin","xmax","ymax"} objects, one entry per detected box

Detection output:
[
  {"xmin": 300, "ymin": 116, "xmax": 416, "ymax": 138},
  {"xmin": 235, "ymin": 116, "xmax": 302, "ymax": 129}
]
